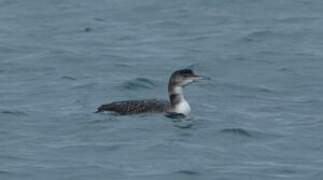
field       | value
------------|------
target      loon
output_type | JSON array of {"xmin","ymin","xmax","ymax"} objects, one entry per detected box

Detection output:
[{"xmin": 96, "ymin": 69, "xmax": 206, "ymax": 116}]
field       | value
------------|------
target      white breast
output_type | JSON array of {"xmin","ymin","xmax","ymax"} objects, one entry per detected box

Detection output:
[{"xmin": 174, "ymin": 99, "xmax": 191, "ymax": 115}]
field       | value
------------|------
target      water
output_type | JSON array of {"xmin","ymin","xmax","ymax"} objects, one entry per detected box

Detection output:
[{"xmin": 1, "ymin": 0, "xmax": 323, "ymax": 179}]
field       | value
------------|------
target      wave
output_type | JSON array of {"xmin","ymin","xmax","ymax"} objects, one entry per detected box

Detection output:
[
  {"xmin": 121, "ymin": 77, "xmax": 158, "ymax": 90},
  {"xmin": 1, "ymin": 110, "xmax": 27, "ymax": 116},
  {"xmin": 220, "ymin": 128, "xmax": 252, "ymax": 137}
]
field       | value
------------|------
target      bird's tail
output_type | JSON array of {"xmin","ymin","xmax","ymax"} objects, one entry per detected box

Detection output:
[{"xmin": 94, "ymin": 104, "xmax": 112, "ymax": 113}]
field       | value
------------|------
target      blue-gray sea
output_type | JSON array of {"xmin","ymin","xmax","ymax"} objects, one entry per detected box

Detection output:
[{"xmin": 1, "ymin": 0, "xmax": 323, "ymax": 179}]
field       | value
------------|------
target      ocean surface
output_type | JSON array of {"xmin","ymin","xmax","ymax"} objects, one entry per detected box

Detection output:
[{"xmin": 1, "ymin": 0, "xmax": 323, "ymax": 179}]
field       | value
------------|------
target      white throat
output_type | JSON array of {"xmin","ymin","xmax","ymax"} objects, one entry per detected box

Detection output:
[
  {"xmin": 172, "ymin": 86, "xmax": 191, "ymax": 115},
  {"xmin": 173, "ymin": 86, "xmax": 183, "ymax": 94}
]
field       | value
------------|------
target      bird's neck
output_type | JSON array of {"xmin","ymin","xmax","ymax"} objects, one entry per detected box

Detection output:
[{"xmin": 168, "ymin": 85, "xmax": 191, "ymax": 115}]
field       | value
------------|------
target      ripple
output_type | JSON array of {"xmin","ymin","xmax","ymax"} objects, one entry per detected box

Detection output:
[
  {"xmin": 61, "ymin": 76, "xmax": 77, "ymax": 80},
  {"xmin": 277, "ymin": 67, "xmax": 289, "ymax": 72},
  {"xmin": 241, "ymin": 30, "xmax": 280, "ymax": 42},
  {"xmin": 72, "ymin": 82, "xmax": 97, "ymax": 89},
  {"xmin": 248, "ymin": 30, "xmax": 276, "ymax": 38},
  {"xmin": 275, "ymin": 16, "xmax": 320, "ymax": 23},
  {"xmin": 1, "ymin": 110, "xmax": 27, "ymax": 116},
  {"xmin": 0, "ymin": 170, "xmax": 12, "ymax": 175},
  {"xmin": 220, "ymin": 128, "xmax": 252, "ymax": 137},
  {"xmin": 93, "ymin": 17, "xmax": 104, "ymax": 22},
  {"xmin": 219, "ymin": 81, "xmax": 276, "ymax": 95},
  {"xmin": 165, "ymin": 112, "xmax": 186, "ymax": 119},
  {"xmin": 173, "ymin": 122, "xmax": 194, "ymax": 129},
  {"xmin": 57, "ymin": 144, "xmax": 121, "ymax": 152},
  {"xmin": 0, "ymin": 154, "xmax": 31, "ymax": 161},
  {"xmin": 121, "ymin": 78, "xmax": 158, "ymax": 90},
  {"xmin": 185, "ymin": 63, "xmax": 203, "ymax": 70},
  {"xmin": 168, "ymin": 115, "xmax": 196, "ymax": 129},
  {"xmin": 154, "ymin": 20, "xmax": 182, "ymax": 28},
  {"xmin": 83, "ymin": 27, "xmax": 92, "ymax": 32},
  {"xmin": 220, "ymin": 128, "xmax": 282, "ymax": 141},
  {"xmin": 176, "ymin": 170, "xmax": 201, "ymax": 176}
]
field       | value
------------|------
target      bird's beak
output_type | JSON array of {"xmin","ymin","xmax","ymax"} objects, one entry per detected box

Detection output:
[{"xmin": 192, "ymin": 75, "xmax": 211, "ymax": 81}]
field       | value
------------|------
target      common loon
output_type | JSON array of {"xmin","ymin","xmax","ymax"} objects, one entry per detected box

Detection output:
[{"xmin": 96, "ymin": 69, "xmax": 206, "ymax": 116}]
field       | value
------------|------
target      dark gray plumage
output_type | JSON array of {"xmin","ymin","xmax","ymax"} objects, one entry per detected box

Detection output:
[{"xmin": 96, "ymin": 99, "xmax": 170, "ymax": 114}]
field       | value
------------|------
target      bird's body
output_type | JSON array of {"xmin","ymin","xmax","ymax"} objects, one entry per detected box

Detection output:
[
  {"xmin": 96, "ymin": 99, "xmax": 170, "ymax": 114},
  {"xmin": 96, "ymin": 69, "xmax": 205, "ymax": 116}
]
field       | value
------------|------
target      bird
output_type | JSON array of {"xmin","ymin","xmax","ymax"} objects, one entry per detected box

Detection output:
[{"xmin": 96, "ymin": 69, "xmax": 207, "ymax": 116}]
